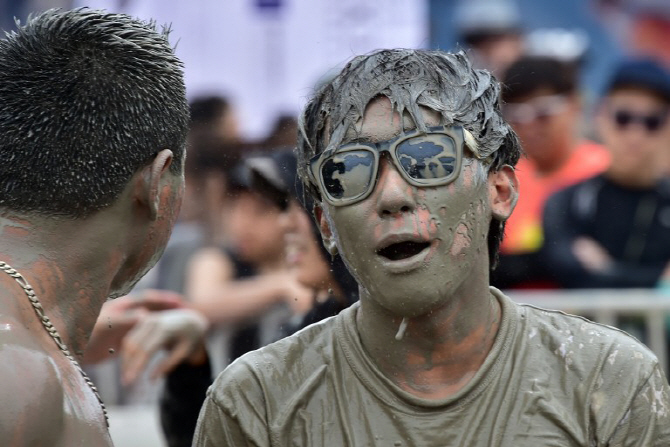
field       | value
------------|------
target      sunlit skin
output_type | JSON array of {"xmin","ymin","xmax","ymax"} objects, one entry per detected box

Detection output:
[
  {"xmin": 315, "ymin": 97, "xmax": 518, "ymax": 399},
  {"xmin": 227, "ymin": 191, "xmax": 287, "ymax": 269},
  {"xmin": 597, "ymin": 87, "xmax": 670, "ymax": 187},
  {"xmin": 0, "ymin": 150, "xmax": 183, "ymax": 446}
]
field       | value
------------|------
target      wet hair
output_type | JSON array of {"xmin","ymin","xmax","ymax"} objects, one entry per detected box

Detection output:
[
  {"xmin": 0, "ymin": 9, "xmax": 189, "ymax": 218},
  {"xmin": 501, "ymin": 56, "xmax": 578, "ymax": 103},
  {"xmin": 297, "ymin": 48, "xmax": 521, "ymax": 269}
]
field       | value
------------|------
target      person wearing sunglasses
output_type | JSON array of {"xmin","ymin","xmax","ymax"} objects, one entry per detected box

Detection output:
[
  {"xmin": 194, "ymin": 50, "xmax": 670, "ymax": 447},
  {"xmin": 543, "ymin": 58, "xmax": 670, "ymax": 291},
  {"xmin": 492, "ymin": 56, "xmax": 610, "ymax": 290}
]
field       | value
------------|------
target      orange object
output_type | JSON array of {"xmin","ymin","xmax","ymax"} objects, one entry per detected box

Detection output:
[{"xmin": 502, "ymin": 141, "xmax": 610, "ymax": 254}]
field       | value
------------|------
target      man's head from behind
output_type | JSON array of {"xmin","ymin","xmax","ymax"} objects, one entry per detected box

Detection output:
[
  {"xmin": 0, "ymin": 9, "xmax": 189, "ymax": 294},
  {"xmin": 597, "ymin": 58, "xmax": 670, "ymax": 186},
  {"xmin": 501, "ymin": 56, "xmax": 580, "ymax": 172},
  {"xmin": 0, "ymin": 9, "xmax": 189, "ymax": 218},
  {"xmin": 297, "ymin": 49, "xmax": 520, "ymax": 314}
]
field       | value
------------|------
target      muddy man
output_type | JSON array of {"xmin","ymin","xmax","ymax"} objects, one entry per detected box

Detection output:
[
  {"xmin": 194, "ymin": 50, "xmax": 670, "ymax": 446},
  {"xmin": 0, "ymin": 9, "xmax": 188, "ymax": 446}
]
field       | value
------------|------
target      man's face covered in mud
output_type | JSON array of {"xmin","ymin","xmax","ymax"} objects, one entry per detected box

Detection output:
[
  {"xmin": 301, "ymin": 50, "xmax": 520, "ymax": 318},
  {"xmin": 317, "ymin": 97, "xmax": 496, "ymax": 317}
]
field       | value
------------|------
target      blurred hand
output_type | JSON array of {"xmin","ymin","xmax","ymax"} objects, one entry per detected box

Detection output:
[
  {"xmin": 121, "ymin": 308, "xmax": 209, "ymax": 385},
  {"xmin": 84, "ymin": 290, "xmax": 186, "ymax": 364},
  {"xmin": 572, "ymin": 237, "xmax": 613, "ymax": 272}
]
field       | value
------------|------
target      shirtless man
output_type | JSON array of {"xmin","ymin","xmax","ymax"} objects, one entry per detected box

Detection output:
[
  {"xmin": 194, "ymin": 49, "xmax": 670, "ymax": 446},
  {"xmin": 0, "ymin": 9, "xmax": 188, "ymax": 446}
]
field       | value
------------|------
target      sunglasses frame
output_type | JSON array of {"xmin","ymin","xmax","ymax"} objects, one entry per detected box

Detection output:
[
  {"xmin": 308, "ymin": 125, "xmax": 465, "ymax": 206},
  {"xmin": 503, "ymin": 94, "xmax": 569, "ymax": 124}
]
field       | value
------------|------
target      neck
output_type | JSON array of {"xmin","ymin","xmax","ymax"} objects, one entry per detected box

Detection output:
[
  {"xmin": 0, "ymin": 212, "xmax": 130, "ymax": 361},
  {"xmin": 605, "ymin": 169, "xmax": 658, "ymax": 189},
  {"xmin": 356, "ymin": 279, "xmax": 500, "ymax": 400}
]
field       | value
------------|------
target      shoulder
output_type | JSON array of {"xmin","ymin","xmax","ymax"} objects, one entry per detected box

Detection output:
[
  {"xmin": 207, "ymin": 313, "xmax": 342, "ymax": 410},
  {"xmin": 516, "ymin": 301, "xmax": 659, "ymax": 385},
  {"xmin": 0, "ymin": 328, "xmax": 65, "ymax": 443},
  {"xmin": 545, "ymin": 174, "xmax": 604, "ymax": 213},
  {"xmin": 499, "ymin": 295, "xmax": 668, "ymax": 443},
  {"xmin": 188, "ymin": 247, "xmax": 233, "ymax": 270}
]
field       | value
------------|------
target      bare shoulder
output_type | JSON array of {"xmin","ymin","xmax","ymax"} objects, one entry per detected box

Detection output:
[{"xmin": 0, "ymin": 323, "xmax": 66, "ymax": 445}]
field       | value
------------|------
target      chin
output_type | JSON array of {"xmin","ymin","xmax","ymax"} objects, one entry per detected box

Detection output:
[{"xmin": 366, "ymin": 271, "xmax": 459, "ymax": 318}]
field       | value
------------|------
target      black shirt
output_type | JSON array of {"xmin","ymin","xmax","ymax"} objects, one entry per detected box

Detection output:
[{"xmin": 541, "ymin": 174, "xmax": 670, "ymax": 288}]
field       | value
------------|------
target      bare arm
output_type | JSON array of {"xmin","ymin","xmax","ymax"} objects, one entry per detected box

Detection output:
[{"xmin": 185, "ymin": 248, "xmax": 312, "ymax": 325}]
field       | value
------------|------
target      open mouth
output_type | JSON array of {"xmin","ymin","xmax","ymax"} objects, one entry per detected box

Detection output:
[{"xmin": 377, "ymin": 241, "xmax": 431, "ymax": 261}]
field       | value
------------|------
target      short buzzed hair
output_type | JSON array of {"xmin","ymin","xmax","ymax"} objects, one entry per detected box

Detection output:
[
  {"xmin": 0, "ymin": 8, "xmax": 189, "ymax": 218},
  {"xmin": 297, "ymin": 48, "xmax": 521, "ymax": 268}
]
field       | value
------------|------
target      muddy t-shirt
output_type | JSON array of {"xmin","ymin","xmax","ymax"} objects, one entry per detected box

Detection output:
[{"xmin": 193, "ymin": 288, "xmax": 670, "ymax": 446}]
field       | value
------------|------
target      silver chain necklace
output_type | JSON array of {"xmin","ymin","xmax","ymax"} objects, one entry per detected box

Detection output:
[{"xmin": 0, "ymin": 261, "xmax": 109, "ymax": 427}]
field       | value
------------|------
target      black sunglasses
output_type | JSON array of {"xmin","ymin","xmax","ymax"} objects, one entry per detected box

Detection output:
[{"xmin": 612, "ymin": 109, "xmax": 668, "ymax": 133}]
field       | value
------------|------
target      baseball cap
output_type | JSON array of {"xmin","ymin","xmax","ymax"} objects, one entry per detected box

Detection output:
[{"xmin": 604, "ymin": 58, "xmax": 670, "ymax": 101}]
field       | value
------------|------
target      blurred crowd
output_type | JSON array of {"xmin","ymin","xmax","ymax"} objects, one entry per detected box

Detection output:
[{"xmin": 2, "ymin": 0, "xmax": 668, "ymax": 445}]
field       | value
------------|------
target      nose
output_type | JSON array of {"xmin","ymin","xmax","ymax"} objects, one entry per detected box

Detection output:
[{"xmin": 374, "ymin": 155, "xmax": 416, "ymax": 217}]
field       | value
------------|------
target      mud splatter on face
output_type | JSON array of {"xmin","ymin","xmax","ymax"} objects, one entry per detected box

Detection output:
[
  {"xmin": 298, "ymin": 49, "xmax": 522, "ymax": 269},
  {"xmin": 298, "ymin": 49, "xmax": 520, "ymax": 188},
  {"xmin": 321, "ymin": 98, "xmax": 495, "ymax": 318}
]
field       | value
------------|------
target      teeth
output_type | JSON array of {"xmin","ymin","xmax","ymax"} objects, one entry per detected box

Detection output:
[{"xmin": 377, "ymin": 241, "xmax": 430, "ymax": 261}]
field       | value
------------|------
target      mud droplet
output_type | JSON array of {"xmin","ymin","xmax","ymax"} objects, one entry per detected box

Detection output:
[{"xmin": 395, "ymin": 317, "xmax": 408, "ymax": 341}]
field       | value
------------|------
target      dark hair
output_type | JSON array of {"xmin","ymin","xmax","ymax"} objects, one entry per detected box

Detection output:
[
  {"xmin": 297, "ymin": 48, "xmax": 521, "ymax": 269},
  {"xmin": 0, "ymin": 8, "xmax": 189, "ymax": 218},
  {"xmin": 189, "ymin": 96, "xmax": 231, "ymax": 128},
  {"xmin": 501, "ymin": 56, "xmax": 578, "ymax": 103},
  {"xmin": 604, "ymin": 57, "xmax": 670, "ymax": 102}
]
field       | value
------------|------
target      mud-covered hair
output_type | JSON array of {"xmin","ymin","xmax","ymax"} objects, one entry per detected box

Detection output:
[
  {"xmin": 297, "ymin": 49, "xmax": 521, "ymax": 269},
  {"xmin": 0, "ymin": 8, "xmax": 189, "ymax": 218}
]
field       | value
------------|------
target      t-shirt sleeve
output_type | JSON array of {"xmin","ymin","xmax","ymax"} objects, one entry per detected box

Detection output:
[
  {"xmin": 606, "ymin": 364, "xmax": 670, "ymax": 446},
  {"xmin": 192, "ymin": 359, "xmax": 271, "ymax": 447},
  {"xmin": 192, "ymin": 394, "xmax": 264, "ymax": 447}
]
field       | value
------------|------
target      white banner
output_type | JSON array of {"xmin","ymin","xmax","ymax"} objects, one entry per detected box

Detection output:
[{"xmin": 80, "ymin": 0, "xmax": 428, "ymax": 139}]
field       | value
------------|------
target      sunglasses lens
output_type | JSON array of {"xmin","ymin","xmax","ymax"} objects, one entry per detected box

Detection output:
[
  {"xmin": 320, "ymin": 150, "xmax": 375, "ymax": 201},
  {"xmin": 614, "ymin": 111, "xmax": 632, "ymax": 127},
  {"xmin": 613, "ymin": 109, "xmax": 667, "ymax": 132},
  {"xmin": 644, "ymin": 115, "xmax": 663, "ymax": 132},
  {"xmin": 396, "ymin": 134, "xmax": 458, "ymax": 181}
]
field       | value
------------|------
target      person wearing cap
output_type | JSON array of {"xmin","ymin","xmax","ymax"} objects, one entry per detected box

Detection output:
[
  {"xmin": 117, "ymin": 150, "xmax": 358, "ymax": 447},
  {"xmin": 542, "ymin": 58, "xmax": 670, "ymax": 289},
  {"xmin": 455, "ymin": 0, "xmax": 525, "ymax": 75},
  {"xmin": 193, "ymin": 49, "xmax": 670, "ymax": 446}
]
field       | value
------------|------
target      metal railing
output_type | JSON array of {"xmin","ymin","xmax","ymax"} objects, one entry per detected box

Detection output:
[{"xmin": 508, "ymin": 288, "xmax": 670, "ymax": 376}]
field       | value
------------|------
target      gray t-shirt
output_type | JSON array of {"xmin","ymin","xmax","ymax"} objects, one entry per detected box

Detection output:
[{"xmin": 194, "ymin": 288, "xmax": 670, "ymax": 446}]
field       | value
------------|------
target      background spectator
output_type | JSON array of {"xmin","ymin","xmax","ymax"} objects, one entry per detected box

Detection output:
[
  {"xmin": 492, "ymin": 56, "xmax": 610, "ymax": 289},
  {"xmin": 542, "ymin": 58, "xmax": 670, "ymax": 289}
]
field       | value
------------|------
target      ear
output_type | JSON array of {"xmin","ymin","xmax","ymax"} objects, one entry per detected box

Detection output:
[
  {"xmin": 314, "ymin": 203, "xmax": 338, "ymax": 255},
  {"xmin": 488, "ymin": 165, "xmax": 518, "ymax": 221},
  {"xmin": 137, "ymin": 149, "xmax": 175, "ymax": 220}
]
